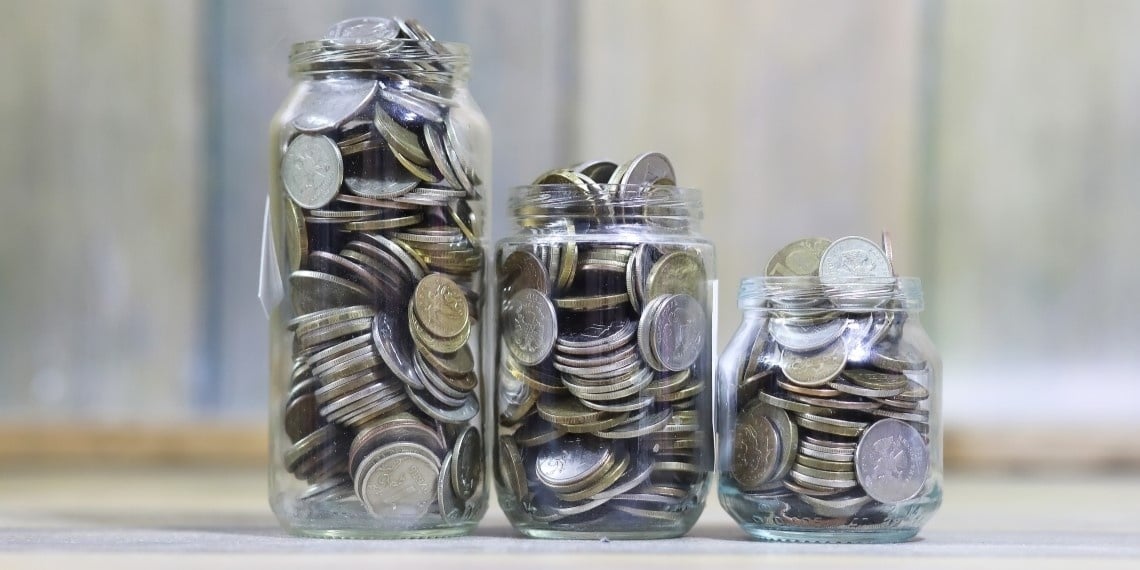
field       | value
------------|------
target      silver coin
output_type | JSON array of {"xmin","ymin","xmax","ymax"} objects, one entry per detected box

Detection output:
[
  {"xmin": 358, "ymin": 446, "xmax": 440, "ymax": 519},
  {"xmin": 854, "ymin": 418, "xmax": 929, "ymax": 504},
  {"xmin": 282, "ymin": 134, "xmax": 343, "ymax": 209},
  {"xmin": 437, "ymin": 452, "xmax": 464, "ymax": 523},
  {"xmin": 325, "ymin": 17, "xmax": 399, "ymax": 45},
  {"xmin": 450, "ymin": 427, "xmax": 482, "ymax": 502},
  {"xmin": 289, "ymin": 270, "xmax": 372, "ymax": 315},
  {"xmin": 291, "ymin": 80, "xmax": 379, "ymax": 134},
  {"xmin": 502, "ymin": 288, "xmax": 557, "ymax": 367},
  {"xmin": 536, "ymin": 437, "xmax": 611, "ymax": 488},
  {"xmin": 619, "ymin": 151, "xmax": 676, "ymax": 186},
  {"xmin": 557, "ymin": 321, "xmax": 637, "ymax": 354},
  {"xmin": 768, "ymin": 317, "xmax": 845, "ymax": 352},
  {"xmin": 370, "ymin": 309, "xmax": 423, "ymax": 389},
  {"xmin": 818, "ymin": 236, "xmax": 894, "ymax": 284},
  {"xmin": 344, "ymin": 171, "xmax": 419, "ymax": 199},
  {"xmin": 444, "ymin": 110, "xmax": 480, "ymax": 197},
  {"xmin": 648, "ymin": 294, "xmax": 706, "ymax": 372},
  {"xmin": 406, "ymin": 386, "xmax": 479, "ymax": 424},
  {"xmin": 801, "ymin": 492, "xmax": 872, "ymax": 518}
]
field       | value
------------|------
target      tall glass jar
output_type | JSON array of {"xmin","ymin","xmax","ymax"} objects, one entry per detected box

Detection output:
[
  {"xmin": 492, "ymin": 158, "xmax": 716, "ymax": 539},
  {"xmin": 266, "ymin": 18, "xmax": 491, "ymax": 538},
  {"xmin": 718, "ymin": 245, "xmax": 941, "ymax": 542}
]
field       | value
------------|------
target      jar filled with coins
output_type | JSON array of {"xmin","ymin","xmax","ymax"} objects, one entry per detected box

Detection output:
[
  {"xmin": 267, "ymin": 17, "xmax": 490, "ymax": 538},
  {"xmin": 718, "ymin": 235, "xmax": 942, "ymax": 543},
  {"xmin": 493, "ymin": 154, "xmax": 715, "ymax": 539}
]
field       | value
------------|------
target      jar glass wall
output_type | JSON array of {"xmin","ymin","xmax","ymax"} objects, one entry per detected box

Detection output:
[
  {"xmin": 493, "ymin": 171, "xmax": 716, "ymax": 539},
  {"xmin": 718, "ymin": 269, "xmax": 942, "ymax": 543},
  {"xmin": 267, "ymin": 18, "xmax": 491, "ymax": 538}
]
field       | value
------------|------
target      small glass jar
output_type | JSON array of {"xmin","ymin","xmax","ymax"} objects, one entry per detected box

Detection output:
[
  {"xmin": 718, "ymin": 264, "xmax": 942, "ymax": 542},
  {"xmin": 492, "ymin": 168, "xmax": 716, "ymax": 539},
  {"xmin": 267, "ymin": 17, "xmax": 490, "ymax": 538}
]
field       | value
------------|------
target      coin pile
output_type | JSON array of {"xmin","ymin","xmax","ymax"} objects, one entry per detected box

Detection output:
[
  {"xmin": 278, "ymin": 17, "xmax": 484, "ymax": 524},
  {"xmin": 729, "ymin": 235, "xmax": 932, "ymax": 523},
  {"xmin": 496, "ymin": 153, "xmax": 712, "ymax": 529}
]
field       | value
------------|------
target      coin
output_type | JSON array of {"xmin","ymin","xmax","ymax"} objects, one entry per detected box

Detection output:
[
  {"xmin": 819, "ymin": 236, "xmax": 893, "ymax": 284},
  {"xmin": 501, "ymin": 288, "xmax": 557, "ymax": 367},
  {"xmin": 291, "ymin": 80, "xmax": 379, "ymax": 134},
  {"xmin": 855, "ymin": 419, "xmax": 929, "ymax": 503},
  {"xmin": 618, "ymin": 152, "xmax": 675, "ymax": 186},
  {"xmin": 358, "ymin": 445, "xmax": 440, "ymax": 518},
  {"xmin": 450, "ymin": 427, "xmax": 482, "ymax": 502},
  {"xmin": 413, "ymin": 274, "xmax": 469, "ymax": 340},
  {"xmin": 500, "ymin": 250, "xmax": 549, "ymax": 295},
  {"xmin": 371, "ymin": 309, "xmax": 423, "ymax": 389},
  {"xmin": 646, "ymin": 294, "xmax": 706, "ymax": 372},
  {"xmin": 282, "ymin": 134, "xmax": 343, "ymax": 209},
  {"xmin": 766, "ymin": 238, "xmax": 831, "ymax": 277},
  {"xmin": 645, "ymin": 250, "xmax": 706, "ymax": 300},
  {"xmin": 536, "ymin": 437, "xmax": 611, "ymax": 489},
  {"xmin": 768, "ymin": 317, "xmax": 844, "ymax": 352},
  {"xmin": 732, "ymin": 407, "xmax": 781, "ymax": 490},
  {"xmin": 554, "ymin": 292, "xmax": 629, "ymax": 311},
  {"xmin": 325, "ymin": 16, "xmax": 399, "ymax": 45},
  {"xmin": 497, "ymin": 436, "xmax": 529, "ymax": 509},
  {"xmin": 781, "ymin": 341, "xmax": 847, "ymax": 387},
  {"xmin": 289, "ymin": 270, "xmax": 372, "ymax": 314}
]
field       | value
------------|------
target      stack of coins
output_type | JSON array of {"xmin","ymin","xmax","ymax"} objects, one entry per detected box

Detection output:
[
  {"xmin": 277, "ymin": 18, "xmax": 484, "ymax": 524},
  {"xmin": 496, "ymin": 153, "xmax": 712, "ymax": 529},
  {"xmin": 729, "ymin": 235, "xmax": 932, "ymax": 524}
]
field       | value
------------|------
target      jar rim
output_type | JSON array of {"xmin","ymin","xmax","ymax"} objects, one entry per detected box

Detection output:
[
  {"xmin": 508, "ymin": 184, "xmax": 703, "ymax": 230},
  {"xmin": 738, "ymin": 275, "xmax": 924, "ymax": 312},
  {"xmin": 289, "ymin": 40, "xmax": 471, "ymax": 76}
]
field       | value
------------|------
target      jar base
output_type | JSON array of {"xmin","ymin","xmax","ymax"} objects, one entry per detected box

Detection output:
[
  {"xmin": 514, "ymin": 525, "xmax": 691, "ymax": 540},
  {"xmin": 740, "ymin": 526, "xmax": 919, "ymax": 544},
  {"xmin": 285, "ymin": 523, "xmax": 477, "ymax": 540}
]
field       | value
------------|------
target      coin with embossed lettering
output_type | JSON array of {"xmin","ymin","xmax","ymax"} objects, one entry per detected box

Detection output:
[
  {"xmin": 732, "ymin": 405, "xmax": 782, "ymax": 490},
  {"xmin": 502, "ymin": 288, "xmax": 557, "ymax": 366},
  {"xmin": 413, "ymin": 273, "xmax": 470, "ymax": 340},
  {"xmin": 282, "ymin": 134, "xmax": 343, "ymax": 209},
  {"xmin": 854, "ymin": 419, "xmax": 929, "ymax": 504},
  {"xmin": 646, "ymin": 294, "xmax": 706, "ymax": 372},
  {"xmin": 357, "ymin": 443, "xmax": 440, "ymax": 519},
  {"xmin": 646, "ymin": 250, "xmax": 706, "ymax": 300},
  {"xmin": 781, "ymin": 341, "xmax": 847, "ymax": 387},
  {"xmin": 819, "ymin": 236, "xmax": 893, "ymax": 285}
]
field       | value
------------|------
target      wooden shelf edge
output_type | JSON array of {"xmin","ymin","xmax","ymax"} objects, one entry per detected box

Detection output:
[
  {"xmin": 0, "ymin": 423, "xmax": 1138, "ymax": 471},
  {"xmin": 0, "ymin": 424, "xmax": 267, "ymax": 466}
]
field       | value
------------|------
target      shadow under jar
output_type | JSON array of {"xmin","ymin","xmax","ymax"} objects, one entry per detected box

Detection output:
[
  {"xmin": 718, "ymin": 273, "xmax": 942, "ymax": 543},
  {"xmin": 493, "ymin": 182, "xmax": 716, "ymax": 539},
  {"xmin": 267, "ymin": 18, "xmax": 491, "ymax": 538}
]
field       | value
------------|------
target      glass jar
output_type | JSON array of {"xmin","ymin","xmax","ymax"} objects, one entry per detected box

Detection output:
[
  {"xmin": 492, "ymin": 161, "xmax": 716, "ymax": 539},
  {"xmin": 266, "ymin": 17, "xmax": 491, "ymax": 538},
  {"xmin": 717, "ymin": 248, "xmax": 941, "ymax": 543}
]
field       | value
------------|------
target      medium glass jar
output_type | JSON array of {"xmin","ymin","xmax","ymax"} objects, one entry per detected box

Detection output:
[
  {"xmin": 718, "ymin": 238, "xmax": 941, "ymax": 543},
  {"xmin": 492, "ymin": 156, "xmax": 716, "ymax": 539},
  {"xmin": 266, "ymin": 17, "xmax": 490, "ymax": 538}
]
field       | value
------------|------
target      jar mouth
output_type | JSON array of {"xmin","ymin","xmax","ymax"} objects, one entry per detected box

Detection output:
[
  {"xmin": 509, "ymin": 184, "xmax": 703, "ymax": 231},
  {"xmin": 738, "ymin": 276, "xmax": 924, "ymax": 312},
  {"xmin": 289, "ymin": 40, "xmax": 471, "ymax": 78}
]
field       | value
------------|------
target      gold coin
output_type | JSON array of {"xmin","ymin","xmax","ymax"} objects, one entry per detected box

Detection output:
[
  {"xmin": 645, "ymin": 250, "xmax": 706, "ymax": 300},
  {"xmin": 413, "ymin": 274, "xmax": 470, "ymax": 339},
  {"xmin": 554, "ymin": 292, "xmax": 629, "ymax": 311}
]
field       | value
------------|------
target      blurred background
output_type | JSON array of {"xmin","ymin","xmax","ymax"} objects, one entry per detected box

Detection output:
[{"xmin": 1, "ymin": 0, "xmax": 1137, "ymax": 470}]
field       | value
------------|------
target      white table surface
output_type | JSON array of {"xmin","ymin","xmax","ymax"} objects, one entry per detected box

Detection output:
[{"xmin": 1, "ymin": 467, "xmax": 1137, "ymax": 569}]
